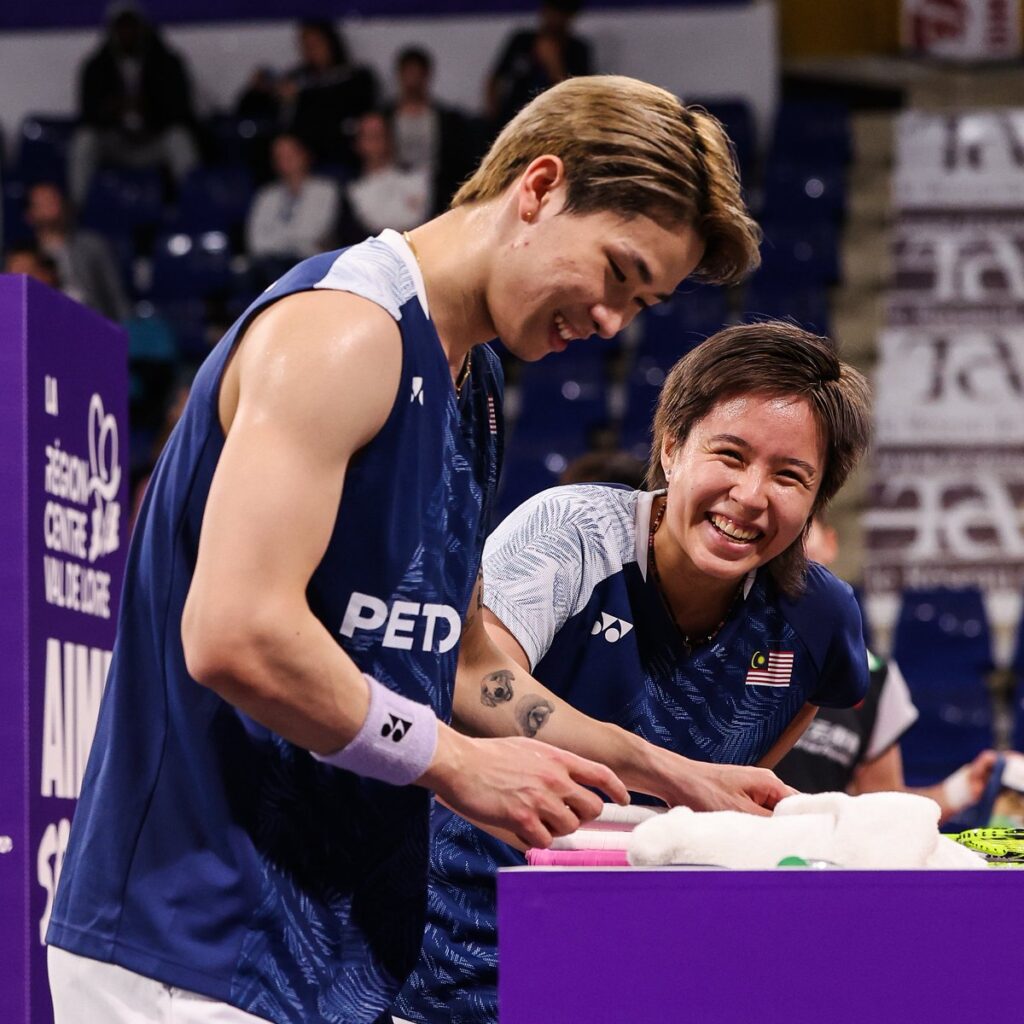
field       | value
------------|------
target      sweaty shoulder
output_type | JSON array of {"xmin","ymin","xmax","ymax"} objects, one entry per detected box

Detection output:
[
  {"xmin": 228, "ymin": 288, "xmax": 402, "ymax": 458},
  {"xmin": 221, "ymin": 235, "xmax": 420, "ymax": 440}
]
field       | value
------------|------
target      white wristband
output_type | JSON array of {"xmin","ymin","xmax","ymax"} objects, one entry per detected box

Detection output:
[
  {"xmin": 941, "ymin": 765, "xmax": 973, "ymax": 813},
  {"xmin": 312, "ymin": 674, "xmax": 439, "ymax": 786}
]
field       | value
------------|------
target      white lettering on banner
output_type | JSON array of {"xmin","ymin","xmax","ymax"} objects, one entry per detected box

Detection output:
[
  {"xmin": 42, "ymin": 555, "xmax": 112, "ymax": 618},
  {"xmin": 37, "ymin": 818, "xmax": 71, "ymax": 945},
  {"xmin": 40, "ymin": 639, "xmax": 112, "ymax": 799},
  {"xmin": 895, "ymin": 111, "xmax": 1024, "ymax": 209},
  {"xmin": 339, "ymin": 592, "xmax": 462, "ymax": 654},
  {"xmin": 894, "ymin": 225, "xmax": 1024, "ymax": 302},
  {"xmin": 875, "ymin": 329, "xmax": 1024, "ymax": 444},
  {"xmin": 42, "ymin": 393, "xmax": 122, "ymax": 616},
  {"xmin": 865, "ymin": 472, "xmax": 1024, "ymax": 561},
  {"xmin": 45, "ymin": 374, "xmax": 59, "ymax": 416}
]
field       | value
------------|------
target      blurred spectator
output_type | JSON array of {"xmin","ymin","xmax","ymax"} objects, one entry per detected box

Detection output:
[
  {"xmin": 4, "ymin": 243, "xmax": 61, "ymax": 289},
  {"xmin": 69, "ymin": 2, "xmax": 199, "ymax": 205},
  {"xmin": 775, "ymin": 514, "xmax": 997, "ymax": 823},
  {"xmin": 246, "ymin": 134, "xmax": 339, "ymax": 285},
  {"xmin": 237, "ymin": 19, "xmax": 378, "ymax": 169},
  {"xmin": 488, "ymin": 1, "xmax": 592, "ymax": 127},
  {"xmin": 341, "ymin": 112, "xmax": 429, "ymax": 240},
  {"xmin": 386, "ymin": 46, "xmax": 483, "ymax": 215},
  {"xmin": 24, "ymin": 181, "xmax": 130, "ymax": 321},
  {"xmin": 559, "ymin": 449, "xmax": 647, "ymax": 488}
]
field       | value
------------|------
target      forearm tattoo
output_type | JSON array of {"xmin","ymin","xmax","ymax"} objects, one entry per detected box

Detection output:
[
  {"xmin": 480, "ymin": 669, "xmax": 515, "ymax": 707},
  {"xmin": 515, "ymin": 695, "xmax": 554, "ymax": 738}
]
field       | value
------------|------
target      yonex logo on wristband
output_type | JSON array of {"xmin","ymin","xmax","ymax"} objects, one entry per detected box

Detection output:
[{"xmin": 381, "ymin": 714, "xmax": 412, "ymax": 742}]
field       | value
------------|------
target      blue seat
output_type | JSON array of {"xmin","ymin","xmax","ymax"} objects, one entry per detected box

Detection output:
[
  {"xmin": 149, "ymin": 231, "xmax": 234, "ymax": 302},
  {"xmin": 620, "ymin": 362, "xmax": 667, "ymax": 461},
  {"xmin": 202, "ymin": 113, "xmax": 276, "ymax": 169},
  {"xmin": 772, "ymin": 101, "xmax": 852, "ymax": 169},
  {"xmin": 495, "ymin": 438, "xmax": 588, "ymax": 523},
  {"xmin": 758, "ymin": 221, "xmax": 841, "ymax": 286},
  {"xmin": 892, "ymin": 587, "xmax": 994, "ymax": 785},
  {"xmin": 172, "ymin": 166, "xmax": 254, "ymax": 235},
  {"xmin": 80, "ymin": 167, "xmax": 164, "ymax": 239},
  {"xmin": 16, "ymin": 114, "xmax": 77, "ymax": 186},
  {"xmin": 2, "ymin": 178, "xmax": 31, "ymax": 247},
  {"xmin": 740, "ymin": 279, "xmax": 831, "ymax": 338},
  {"xmin": 514, "ymin": 360, "xmax": 609, "ymax": 450},
  {"xmin": 761, "ymin": 162, "xmax": 847, "ymax": 225},
  {"xmin": 634, "ymin": 292, "xmax": 725, "ymax": 366},
  {"xmin": 1012, "ymin": 599, "xmax": 1024, "ymax": 752}
]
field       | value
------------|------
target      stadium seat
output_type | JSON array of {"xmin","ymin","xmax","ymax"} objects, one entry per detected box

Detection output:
[
  {"xmin": 16, "ymin": 114, "xmax": 77, "ymax": 186},
  {"xmin": 892, "ymin": 587, "xmax": 995, "ymax": 785},
  {"xmin": 772, "ymin": 101, "xmax": 852, "ymax": 169},
  {"xmin": 740, "ymin": 278, "xmax": 832, "ymax": 337},
  {"xmin": 79, "ymin": 166, "xmax": 164, "ymax": 240},
  {"xmin": 761, "ymin": 162, "xmax": 847, "ymax": 226},
  {"xmin": 495, "ymin": 438, "xmax": 588, "ymax": 523},
  {"xmin": 2, "ymin": 178, "xmax": 31, "ymax": 247},
  {"xmin": 172, "ymin": 165, "xmax": 254, "ymax": 237},
  {"xmin": 757, "ymin": 221, "xmax": 841, "ymax": 286},
  {"xmin": 149, "ymin": 231, "xmax": 234, "ymax": 302},
  {"xmin": 514, "ymin": 356, "xmax": 609, "ymax": 450},
  {"xmin": 1012, "ymin": 600, "xmax": 1024, "ymax": 752}
]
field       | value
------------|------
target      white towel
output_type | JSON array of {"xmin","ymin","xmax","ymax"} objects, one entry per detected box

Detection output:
[
  {"xmin": 628, "ymin": 805, "xmax": 836, "ymax": 868},
  {"xmin": 627, "ymin": 791, "xmax": 988, "ymax": 870}
]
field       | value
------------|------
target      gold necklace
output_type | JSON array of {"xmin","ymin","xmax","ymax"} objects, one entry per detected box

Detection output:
[
  {"xmin": 648, "ymin": 498, "xmax": 740, "ymax": 653},
  {"xmin": 403, "ymin": 230, "xmax": 472, "ymax": 398}
]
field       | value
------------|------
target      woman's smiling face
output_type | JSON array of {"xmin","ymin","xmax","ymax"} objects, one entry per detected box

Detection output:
[{"xmin": 659, "ymin": 393, "xmax": 825, "ymax": 583}]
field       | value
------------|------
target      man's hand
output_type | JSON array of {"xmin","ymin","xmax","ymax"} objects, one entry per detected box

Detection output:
[
  {"xmin": 638, "ymin": 745, "xmax": 796, "ymax": 817},
  {"xmin": 421, "ymin": 726, "xmax": 629, "ymax": 849}
]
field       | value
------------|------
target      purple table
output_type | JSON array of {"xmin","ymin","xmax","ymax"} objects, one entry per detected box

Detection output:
[
  {"xmin": 0, "ymin": 276, "xmax": 127, "ymax": 1024},
  {"xmin": 498, "ymin": 867, "xmax": 1024, "ymax": 1023}
]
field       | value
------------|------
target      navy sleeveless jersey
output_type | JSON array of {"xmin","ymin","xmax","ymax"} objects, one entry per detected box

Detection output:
[
  {"xmin": 47, "ymin": 231, "xmax": 504, "ymax": 1024},
  {"xmin": 394, "ymin": 484, "xmax": 868, "ymax": 1023}
]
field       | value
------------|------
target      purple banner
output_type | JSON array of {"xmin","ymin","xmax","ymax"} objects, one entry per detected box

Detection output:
[
  {"xmin": 499, "ymin": 867, "xmax": 1024, "ymax": 1022},
  {"xmin": 0, "ymin": 275, "xmax": 127, "ymax": 1024}
]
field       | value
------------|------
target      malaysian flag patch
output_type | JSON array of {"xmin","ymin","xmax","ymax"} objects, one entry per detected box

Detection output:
[
  {"xmin": 487, "ymin": 395, "xmax": 498, "ymax": 435},
  {"xmin": 745, "ymin": 649, "xmax": 794, "ymax": 687}
]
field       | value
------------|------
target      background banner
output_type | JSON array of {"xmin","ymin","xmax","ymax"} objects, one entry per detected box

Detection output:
[{"xmin": 0, "ymin": 276, "xmax": 127, "ymax": 1024}]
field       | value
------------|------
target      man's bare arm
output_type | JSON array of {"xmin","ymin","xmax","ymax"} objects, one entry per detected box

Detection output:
[{"xmin": 180, "ymin": 290, "xmax": 627, "ymax": 847}]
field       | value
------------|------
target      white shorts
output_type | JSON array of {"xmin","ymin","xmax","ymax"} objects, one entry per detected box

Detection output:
[{"xmin": 48, "ymin": 946, "xmax": 269, "ymax": 1023}]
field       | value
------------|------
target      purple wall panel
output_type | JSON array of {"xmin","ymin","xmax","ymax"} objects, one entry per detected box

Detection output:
[
  {"xmin": 499, "ymin": 867, "xmax": 1024, "ymax": 1023},
  {"xmin": 0, "ymin": 276, "xmax": 127, "ymax": 1024}
]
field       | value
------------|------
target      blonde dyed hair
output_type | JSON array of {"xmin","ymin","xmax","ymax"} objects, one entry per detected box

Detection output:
[{"xmin": 452, "ymin": 75, "xmax": 761, "ymax": 284}]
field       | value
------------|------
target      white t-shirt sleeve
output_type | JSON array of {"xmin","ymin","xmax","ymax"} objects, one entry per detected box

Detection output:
[
  {"xmin": 482, "ymin": 487, "xmax": 633, "ymax": 671},
  {"xmin": 864, "ymin": 659, "xmax": 920, "ymax": 762}
]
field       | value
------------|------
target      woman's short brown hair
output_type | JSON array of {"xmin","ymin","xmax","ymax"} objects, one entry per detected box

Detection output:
[
  {"xmin": 646, "ymin": 321, "xmax": 872, "ymax": 595},
  {"xmin": 452, "ymin": 76, "xmax": 761, "ymax": 285}
]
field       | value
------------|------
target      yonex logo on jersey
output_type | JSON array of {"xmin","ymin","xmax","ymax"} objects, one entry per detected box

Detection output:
[
  {"xmin": 339, "ymin": 592, "xmax": 462, "ymax": 653},
  {"xmin": 591, "ymin": 612, "xmax": 634, "ymax": 643},
  {"xmin": 381, "ymin": 714, "xmax": 412, "ymax": 742},
  {"xmin": 411, "ymin": 377, "xmax": 425, "ymax": 404}
]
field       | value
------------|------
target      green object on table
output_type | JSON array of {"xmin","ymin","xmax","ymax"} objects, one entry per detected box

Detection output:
[{"xmin": 777, "ymin": 856, "xmax": 808, "ymax": 867}]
